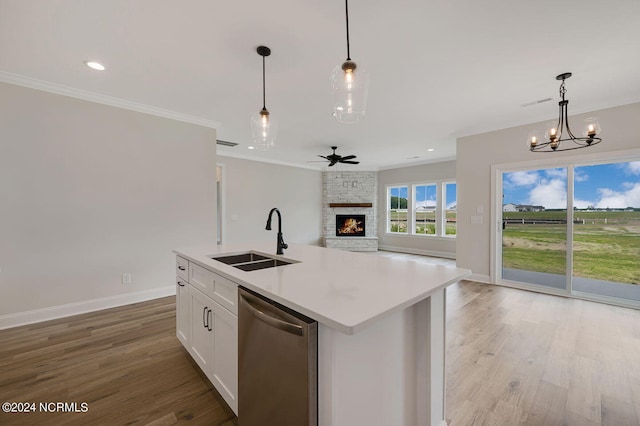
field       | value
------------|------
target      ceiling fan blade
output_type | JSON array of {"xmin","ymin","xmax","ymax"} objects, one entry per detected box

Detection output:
[
  {"xmin": 340, "ymin": 155, "xmax": 357, "ymax": 160},
  {"xmin": 340, "ymin": 160, "xmax": 360, "ymax": 164},
  {"xmin": 318, "ymin": 155, "xmax": 330, "ymax": 160},
  {"xmin": 328, "ymin": 161, "xmax": 338, "ymax": 166}
]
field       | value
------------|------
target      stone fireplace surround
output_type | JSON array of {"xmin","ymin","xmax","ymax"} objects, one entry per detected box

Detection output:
[{"xmin": 323, "ymin": 171, "xmax": 378, "ymax": 252}]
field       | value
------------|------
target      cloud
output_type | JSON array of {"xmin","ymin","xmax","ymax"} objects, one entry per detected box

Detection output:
[
  {"xmin": 574, "ymin": 170, "xmax": 589, "ymax": 182},
  {"xmin": 545, "ymin": 168, "xmax": 567, "ymax": 179},
  {"xmin": 626, "ymin": 162, "xmax": 640, "ymax": 175},
  {"xmin": 529, "ymin": 178, "xmax": 567, "ymax": 209},
  {"xmin": 508, "ymin": 171, "xmax": 539, "ymax": 186},
  {"xmin": 595, "ymin": 182, "xmax": 640, "ymax": 209}
]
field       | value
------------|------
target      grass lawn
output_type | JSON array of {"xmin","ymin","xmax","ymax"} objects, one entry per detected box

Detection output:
[{"xmin": 502, "ymin": 211, "xmax": 640, "ymax": 285}]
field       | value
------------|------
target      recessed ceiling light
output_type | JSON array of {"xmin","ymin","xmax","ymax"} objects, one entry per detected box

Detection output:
[
  {"xmin": 427, "ymin": 148, "xmax": 435, "ymax": 152},
  {"xmin": 248, "ymin": 146, "xmax": 255, "ymax": 150},
  {"xmin": 83, "ymin": 60, "xmax": 105, "ymax": 71}
]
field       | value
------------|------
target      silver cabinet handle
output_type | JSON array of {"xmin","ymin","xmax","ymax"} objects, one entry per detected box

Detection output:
[
  {"xmin": 240, "ymin": 294, "xmax": 303, "ymax": 336},
  {"xmin": 207, "ymin": 309, "xmax": 212, "ymax": 331},
  {"xmin": 177, "ymin": 281, "xmax": 185, "ymax": 287},
  {"xmin": 178, "ymin": 266, "xmax": 186, "ymax": 271}
]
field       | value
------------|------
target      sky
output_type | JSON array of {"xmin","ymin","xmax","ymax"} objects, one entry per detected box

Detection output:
[{"xmin": 503, "ymin": 161, "xmax": 640, "ymax": 209}]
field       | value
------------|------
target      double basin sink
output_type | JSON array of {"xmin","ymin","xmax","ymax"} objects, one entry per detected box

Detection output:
[{"xmin": 210, "ymin": 251, "xmax": 298, "ymax": 272}]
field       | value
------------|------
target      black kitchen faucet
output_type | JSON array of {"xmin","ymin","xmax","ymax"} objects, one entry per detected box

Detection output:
[{"xmin": 265, "ymin": 208, "xmax": 288, "ymax": 255}]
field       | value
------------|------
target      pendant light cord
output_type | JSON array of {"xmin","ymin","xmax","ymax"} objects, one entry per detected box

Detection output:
[
  {"xmin": 345, "ymin": 0, "xmax": 351, "ymax": 61},
  {"xmin": 262, "ymin": 54, "xmax": 266, "ymax": 110}
]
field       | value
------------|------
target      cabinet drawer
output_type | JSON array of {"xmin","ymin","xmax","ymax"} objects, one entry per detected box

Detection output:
[
  {"xmin": 176, "ymin": 256, "xmax": 189, "ymax": 281},
  {"xmin": 211, "ymin": 272, "xmax": 238, "ymax": 315},
  {"xmin": 190, "ymin": 262, "xmax": 214, "ymax": 295}
]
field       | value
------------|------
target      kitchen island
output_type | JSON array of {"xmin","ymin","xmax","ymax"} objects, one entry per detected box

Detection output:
[{"xmin": 174, "ymin": 242, "xmax": 470, "ymax": 426}]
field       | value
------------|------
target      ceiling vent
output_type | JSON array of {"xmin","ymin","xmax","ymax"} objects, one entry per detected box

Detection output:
[
  {"xmin": 216, "ymin": 139, "xmax": 238, "ymax": 147},
  {"xmin": 520, "ymin": 97, "xmax": 552, "ymax": 108}
]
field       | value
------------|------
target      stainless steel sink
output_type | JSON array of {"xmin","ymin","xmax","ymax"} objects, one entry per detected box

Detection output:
[
  {"xmin": 212, "ymin": 252, "xmax": 270, "ymax": 265},
  {"xmin": 210, "ymin": 251, "xmax": 297, "ymax": 271}
]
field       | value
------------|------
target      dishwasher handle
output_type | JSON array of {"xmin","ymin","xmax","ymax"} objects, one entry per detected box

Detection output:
[{"xmin": 240, "ymin": 293, "xmax": 304, "ymax": 336}]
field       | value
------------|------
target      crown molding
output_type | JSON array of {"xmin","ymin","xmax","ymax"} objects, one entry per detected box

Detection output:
[
  {"xmin": 217, "ymin": 149, "xmax": 326, "ymax": 171},
  {"xmin": 0, "ymin": 71, "xmax": 221, "ymax": 129}
]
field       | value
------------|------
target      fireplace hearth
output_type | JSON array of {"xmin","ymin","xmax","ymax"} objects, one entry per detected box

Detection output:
[{"xmin": 336, "ymin": 214, "xmax": 366, "ymax": 237}]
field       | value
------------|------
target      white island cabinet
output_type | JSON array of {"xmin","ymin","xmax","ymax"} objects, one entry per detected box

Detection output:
[
  {"xmin": 174, "ymin": 243, "xmax": 470, "ymax": 426},
  {"xmin": 175, "ymin": 255, "xmax": 238, "ymax": 414}
]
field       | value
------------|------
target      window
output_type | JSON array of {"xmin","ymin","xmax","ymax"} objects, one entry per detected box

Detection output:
[
  {"xmin": 445, "ymin": 182, "xmax": 457, "ymax": 236},
  {"xmin": 414, "ymin": 184, "xmax": 437, "ymax": 235},
  {"xmin": 388, "ymin": 186, "xmax": 408, "ymax": 233},
  {"xmin": 386, "ymin": 181, "xmax": 456, "ymax": 237}
]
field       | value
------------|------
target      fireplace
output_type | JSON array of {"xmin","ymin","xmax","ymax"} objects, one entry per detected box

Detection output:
[{"xmin": 336, "ymin": 214, "xmax": 366, "ymax": 237}]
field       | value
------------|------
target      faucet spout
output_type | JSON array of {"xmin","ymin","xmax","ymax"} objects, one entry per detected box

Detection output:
[{"xmin": 266, "ymin": 208, "xmax": 288, "ymax": 255}]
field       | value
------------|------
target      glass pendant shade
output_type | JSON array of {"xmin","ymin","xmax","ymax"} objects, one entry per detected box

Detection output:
[
  {"xmin": 331, "ymin": 60, "xmax": 369, "ymax": 124},
  {"xmin": 527, "ymin": 130, "xmax": 542, "ymax": 149},
  {"xmin": 583, "ymin": 117, "xmax": 601, "ymax": 139},
  {"xmin": 250, "ymin": 108, "xmax": 278, "ymax": 151}
]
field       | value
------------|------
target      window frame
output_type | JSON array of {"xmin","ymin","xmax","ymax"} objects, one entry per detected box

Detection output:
[
  {"xmin": 385, "ymin": 180, "xmax": 456, "ymax": 238},
  {"xmin": 387, "ymin": 185, "xmax": 409, "ymax": 234}
]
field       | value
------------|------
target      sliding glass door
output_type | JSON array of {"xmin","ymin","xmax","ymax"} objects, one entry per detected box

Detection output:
[
  {"xmin": 572, "ymin": 162, "xmax": 640, "ymax": 301},
  {"xmin": 501, "ymin": 168, "xmax": 568, "ymax": 290},
  {"xmin": 499, "ymin": 160, "xmax": 640, "ymax": 305}
]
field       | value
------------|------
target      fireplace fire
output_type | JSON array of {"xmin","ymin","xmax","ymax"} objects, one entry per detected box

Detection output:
[{"xmin": 336, "ymin": 214, "xmax": 366, "ymax": 237}]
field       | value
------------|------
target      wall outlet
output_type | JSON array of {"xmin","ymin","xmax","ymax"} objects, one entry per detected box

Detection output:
[{"xmin": 122, "ymin": 273, "xmax": 132, "ymax": 285}]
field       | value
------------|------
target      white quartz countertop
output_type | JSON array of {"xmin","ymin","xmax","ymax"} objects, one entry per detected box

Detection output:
[{"xmin": 174, "ymin": 242, "xmax": 471, "ymax": 335}]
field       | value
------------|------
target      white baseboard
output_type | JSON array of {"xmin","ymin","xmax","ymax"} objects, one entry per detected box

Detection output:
[
  {"xmin": 378, "ymin": 244, "xmax": 456, "ymax": 260},
  {"xmin": 0, "ymin": 286, "xmax": 175, "ymax": 330}
]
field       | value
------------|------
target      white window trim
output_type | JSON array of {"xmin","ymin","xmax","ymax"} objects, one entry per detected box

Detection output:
[{"xmin": 385, "ymin": 180, "xmax": 456, "ymax": 238}]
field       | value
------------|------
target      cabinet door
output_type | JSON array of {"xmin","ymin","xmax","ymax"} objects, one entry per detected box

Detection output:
[
  {"xmin": 189, "ymin": 287, "xmax": 214, "ymax": 373},
  {"xmin": 176, "ymin": 278, "xmax": 190, "ymax": 347},
  {"xmin": 211, "ymin": 300, "xmax": 238, "ymax": 414}
]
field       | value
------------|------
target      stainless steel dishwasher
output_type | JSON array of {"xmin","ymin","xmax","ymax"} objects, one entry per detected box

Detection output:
[{"xmin": 238, "ymin": 286, "xmax": 318, "ymax": 426}]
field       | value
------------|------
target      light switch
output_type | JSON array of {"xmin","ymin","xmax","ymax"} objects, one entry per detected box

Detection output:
[{"xmin": 476, "ymin": 204, "xmax": 484, "ymax": 214}]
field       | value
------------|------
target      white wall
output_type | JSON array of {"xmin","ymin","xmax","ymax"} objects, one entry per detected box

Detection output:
[
  {"xmin": 217, "ymin": 156, "xmax": 323, "ymax": 246},
  {"xmin": 0, "ymin": 83, "xmax": 217, "ymax": 325},
  {"xmin": 377, "ymin": 161, "xmax": 457, "ymax": 258},
  {"xmin": 456, "ymin": 102, "xmax": 640, "ymax": 282}
]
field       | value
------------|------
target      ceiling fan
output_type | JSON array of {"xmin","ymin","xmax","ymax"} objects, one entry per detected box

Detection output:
[{"xmin": 316, "ymin": 146, "xmax": 360, "ymax": 167}]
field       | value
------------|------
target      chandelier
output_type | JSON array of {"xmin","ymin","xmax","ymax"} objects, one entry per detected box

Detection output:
[
  {"xmin": 250, "ymin": 46, "xmax": 277, "ymax": 150},
  {"xmin": 331, "ymin": 0, "xmax": 369, "ymax": 124},
  {"xmin": 528, "ymin": 73, "xmax": 602, "ymax": 152}
]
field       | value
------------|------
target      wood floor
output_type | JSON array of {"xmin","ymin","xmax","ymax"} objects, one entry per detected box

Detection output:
[
  {"xmin": 2, "ymin": 257, "xmax": 640, "ymax": 425},
  {"xmin": 0, "ymin": 297, "xmax": 237, "ymax": 426}
]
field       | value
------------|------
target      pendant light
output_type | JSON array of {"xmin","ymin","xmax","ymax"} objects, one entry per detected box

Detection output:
[
  {"xmin": 251, "ymin": 46, "xmax": 278, "ymax": 150},
  {"xmin": 331, "ymin": 0, "xmax": 369, "ymax": 124},
  {"xmin": 528, "ymin": 73, "xmax": 602, "ymax": 152}
]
